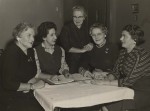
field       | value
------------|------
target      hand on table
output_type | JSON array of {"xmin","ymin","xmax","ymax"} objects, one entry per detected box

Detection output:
[
  {"xmin": 83, "ymin": 70, "xmax": 93, "ymax": 79},
  {"xmin": 32, "ymin": 80, "xmax": 45, "ymax": 89},
  {"xmin": 93, "ymin": 71, "xmax": 108, "ymax": 80},
  {"xmin": 50, "ymin": 75, "xmax": 59, "ymax": 81}
]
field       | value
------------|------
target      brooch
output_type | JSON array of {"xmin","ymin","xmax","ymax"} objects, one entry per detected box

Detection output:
[{"xmin": 105, "ymin": 48, "xmax": 109, "ymax": 53}]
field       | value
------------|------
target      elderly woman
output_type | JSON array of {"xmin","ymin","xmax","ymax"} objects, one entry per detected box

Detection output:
[
  {"xmin": 79, "ymin": 23, "xmax": 118, "ymax": 79},
  {"xmin": 1, "ymin": 22, "xmax": 45, "ymax": 111},
  {"xmin": 107, "ymin": 24, "xmax": 150, "ymax": 111},
  {"xmin": 34, "ymin": 21, "xmax": 70, "ymax": 81},
  {"xmin": 58, "ymin": 5, "xmax": 93, "ymax": 74}
]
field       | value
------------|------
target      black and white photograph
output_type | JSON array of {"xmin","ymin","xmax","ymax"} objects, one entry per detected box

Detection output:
[{"xmin": 0, "ymin": 0, "xmax": 150, "ymax": 111}]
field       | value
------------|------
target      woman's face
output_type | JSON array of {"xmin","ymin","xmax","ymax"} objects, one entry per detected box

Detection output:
[
  {"xmin": 120, "ymin": 30, "xmax": 135, "ymax": 49},
  {"xmin": 73, "ymin": 10, "xmax": 85, "ymax": 28},
  {"xmin": 91, "ymin": 28, "xmax": 106, "ymax": 45},
  {"xmin": 17, "ymin": 27, "xmax": 35, "ymax": 49},
  {"xmin": 43, "ymin": 28, "xmax": 57, "ymax": 46}
]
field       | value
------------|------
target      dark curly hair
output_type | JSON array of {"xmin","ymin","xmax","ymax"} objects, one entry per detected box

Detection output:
[
  {"xmin": 34, "ymin": 21, "xmax": 57, "ymax": 46},
  {"xmin": 37, "ymin": 21, "xmax": 57, "ymax": 38},
  {"xmin": 122, "ymin": 24, "xmax": 145, "ymax": 46}
]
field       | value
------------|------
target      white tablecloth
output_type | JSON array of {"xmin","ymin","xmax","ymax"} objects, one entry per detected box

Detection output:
[{"xmin": 34, "ymin": 81, "xmax": 134, "ymax": 111}]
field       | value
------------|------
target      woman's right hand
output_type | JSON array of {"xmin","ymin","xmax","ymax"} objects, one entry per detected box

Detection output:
[{"xmin": 32, "ymin": 80, "xmax": 45, "ymax": 90}]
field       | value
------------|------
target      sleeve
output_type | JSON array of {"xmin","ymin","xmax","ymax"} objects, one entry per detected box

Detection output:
[
  {"xmin": 2, "ymin": 49, "xmax": 20, "ymax": 91},
  {"xmin": 33, "ymin": 48, "xmax": 41, "ymax": 78},
  {"xmin": 59, "ymin": 26, "xmax": 71, "ymax": 52},
  {"xmin": 122, "ymin": 50, "xmax": 150, "ymax": 87},
  {"xmin": 111, "ymin": 50, "xmax": 125, "ymax": 79},
  {"xmin": 59, "ymin": 47, "xmax": 69, "ymax": 75}
]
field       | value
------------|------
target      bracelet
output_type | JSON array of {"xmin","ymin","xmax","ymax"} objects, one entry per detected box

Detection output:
[{"xmin": 30, "ymin": 83, "xmax": 34, "ymax": 90}]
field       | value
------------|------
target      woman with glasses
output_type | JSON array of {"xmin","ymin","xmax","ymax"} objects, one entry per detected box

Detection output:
[
  {"xmin": 58, "ymin": 5, "xmax": 93, "ymax": 74},
  {"xmin": 79, "ymin": 23, "xmax": 119, "ymax": 80}
]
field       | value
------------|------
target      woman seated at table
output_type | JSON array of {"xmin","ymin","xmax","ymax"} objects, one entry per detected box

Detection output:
[
  {"xmin": 79, "ymin": 23, "xmax": 119, "ymax": 80},
  {"xmin": 34, "ymin": 21, "xmax": 70, "ymax": 81},
  {"xmin": 106, "ymin": 24, "xmax": 150, "ymax": 111},
  {"xmin": 2, "ymin": 22, "xmax": 45, "ymax": 111}
]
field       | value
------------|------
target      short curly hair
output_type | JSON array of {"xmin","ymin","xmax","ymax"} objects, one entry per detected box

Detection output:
[
  {"xmin": 122, "ymin": 24, "xmax": 145, "ymax": 46},
  {"xmin": 89, "ymin": 23, "xmax": 108, "ymax": 35},
  {"xmin": 37, "ymin": 21, "xmax": 57, "ymax": 39},
  {"xmin": 12, "ymin": 22, "xmax": 34, "ymax": 38}
]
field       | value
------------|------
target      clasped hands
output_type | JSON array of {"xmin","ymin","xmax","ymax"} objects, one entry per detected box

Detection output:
[
  {"xmin": 82, "ymin": 43, "xmax": 93, "ymax": 52},
  {"xmin": 82, "ymin": 69, "xmax": 115, "ymax": 85}
]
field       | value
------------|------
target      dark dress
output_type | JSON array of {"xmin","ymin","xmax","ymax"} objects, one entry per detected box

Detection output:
[
  {"xmin": 1, "ymin": 43, "xmax": 44, "ymax": 111},
  {"xmin": 35, "ymin": 44, "xmax": 62, "ymax": 75},
  {"xmin": 80, "ymin": 42, "xmax": 119, "ymax": 72},
  {"xmin": 108, "ymin": 46, "xmax": 150, "ymax": 111},
  {"xmin": 58, "ymin": 21, "xmax": 91, "ymax": 74}
]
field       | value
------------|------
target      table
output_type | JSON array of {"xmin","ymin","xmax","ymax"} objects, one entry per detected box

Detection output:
[{"xmin": 34, "ymin": 81, "xmax": 134, "ymax": 111}]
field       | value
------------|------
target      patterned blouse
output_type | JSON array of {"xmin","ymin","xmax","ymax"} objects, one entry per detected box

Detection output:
[{"xmin": 112, "ymin": 46, "xmax": 150, "ymax": 87}]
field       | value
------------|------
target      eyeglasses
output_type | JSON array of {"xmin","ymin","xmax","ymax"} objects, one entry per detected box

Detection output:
[{"xmin": 73, "ymin": 16, "xmax": 84, "ymax": 19}]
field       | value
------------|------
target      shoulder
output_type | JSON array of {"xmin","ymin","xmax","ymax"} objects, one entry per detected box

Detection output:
[
  {"xmin": 62, "ymin": 22, "xmax": 73, "ymax": 30},
  {"xmin": 4, "ymin": 43, "xmax": 19, "ymax": 56},
  {"xmin": 134, "ymin": 47, "xmax": 150, "ymax": 58}
]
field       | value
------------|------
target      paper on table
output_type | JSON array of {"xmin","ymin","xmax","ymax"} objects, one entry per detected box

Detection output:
[{"xmin": 45, "ymin": 78, "xmax": 74, "ymax": 85}]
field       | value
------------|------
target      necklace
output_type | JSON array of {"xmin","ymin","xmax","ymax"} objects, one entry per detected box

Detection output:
[
  {"xmin": 96, "ymin": 39, "xmax": 106, "ymax": 48},
  {"xmin": 42, "ymin": 43, "xmax": 54, "ymax": 54}
]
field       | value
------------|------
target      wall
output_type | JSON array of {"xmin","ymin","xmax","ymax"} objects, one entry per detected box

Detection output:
[
  {"xmin": 0, "ymin": 0, "xmax": 63, "ymax": 49},
  {"xmin": 109, "ymin": 0, "xmax": 150, "ymax": 50},
  {"xmin": 138, "ymin": 0, "xmax": 150, "ymax": 49}
]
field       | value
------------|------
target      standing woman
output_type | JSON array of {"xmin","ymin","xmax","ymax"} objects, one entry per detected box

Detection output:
[
  {"xmin": 107, "ymin": 24, "xmax": 150, "ymax": 111},
  {"xmin": 58, "ymin": 5, "xmax": 93, "ymax": 74},
  {"xmin": 1, "ymin": 22, "xmax": 45, "ymax": 111}
]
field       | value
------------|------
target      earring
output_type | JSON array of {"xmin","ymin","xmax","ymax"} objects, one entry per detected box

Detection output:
[{"xmin": 16, "ymin": 37, "xmax": 20, "ymax": 41}]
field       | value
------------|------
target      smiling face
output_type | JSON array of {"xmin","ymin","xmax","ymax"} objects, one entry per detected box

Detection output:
[
  {"xmin": 17, "ymin": 27, "xmax": 35, "ymax": 49},
  {"xmin": 120, "ymin": 30, "xmax": 136, "ymax": 49},
  {"xmin": 91, "ymin": 28, "xmax": 106, "ymax": 45},
  {"xmin": 73, "ymin": 10, "xmax": 85, "ymax": 28},
  {"xmin": 43, "ymin": 28, "xmax": 57, "ymax": 46}
]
